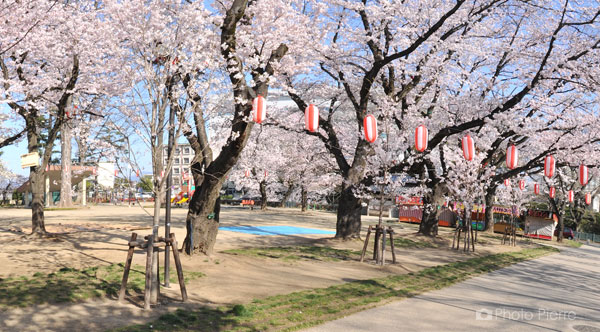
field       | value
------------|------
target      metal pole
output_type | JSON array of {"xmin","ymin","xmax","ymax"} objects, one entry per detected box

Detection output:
[{"xmin": 164, "ymin": 105, "xmax": 175, "ymax": 287}]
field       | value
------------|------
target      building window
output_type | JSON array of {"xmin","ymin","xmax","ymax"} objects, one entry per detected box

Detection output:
[
  {"xmin": 183, "ymin": 157, "xmax": 189, "ymax": 164},
  {"xmin": 174, "ymin": 158, "xmax": 180, "ymax": 164},
  {"xmin": 175, "ymin": 148, "xmax": 180, "ymax": 154},
  {"xmin": 174, "ymin": 168, "xmax": 180, "ymax": 174},
  {"xmin": 174, "ymin": 177, "xmax": 180, "ymax": 185},
  {"xmin": 184, "ymin": 147, "xmax": 190, "ymax": 154},
  {"xmin": 183, "ymin": 167, "xmax": 189, "ymax": 174}
]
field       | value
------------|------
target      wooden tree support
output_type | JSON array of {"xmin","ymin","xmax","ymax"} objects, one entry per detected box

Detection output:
[
  {"xmin": 360, "ymin": 225, "xmax": 396, "ymax": 265},
  {"xmin": 452, "ymin": 222, "xmax": 475, "ymax": 252},
  {"xmin": 501, "ymin": 226, "xmax": 517, "ymax": 246},
  {"xmin": 118, "ymin": 232, "xmax": 188, "ymax": 309}
]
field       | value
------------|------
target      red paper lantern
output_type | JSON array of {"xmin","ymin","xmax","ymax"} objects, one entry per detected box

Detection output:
[
  {"xmin": 568, "ymin": 190, "xmax": 574, "ymax": 202},
  {"xmin": 305, "ymin": 104, "xmax": 319, "ymax": 132},
  {"xmin": 92, "ymin": 168, "xmax": 97, "ymax": 176},
  {"xmin": 264, "ymin": 170, "xmax": 268, "ymax": 178},
  {"xmin": 534, "ymin": 183, "xmax": 540, "ymax": 195},
  {"xmin": 160, "ymin": 170, "xmax": 164, "ymax": 178},
  {"xmin": 549, "ymin": 187, "xmax": 555, "ymax": 198},
  {"xmin": 45, "ymin": 164, "xmax": 49, "ymax": 172},
  {"xmin": 585, "ymin": 193, "xmax": 592, "ymax": 205},
  {"xmin": 579, "ymin": 164, "xmax": 588, "ymax": 186},
  {"xmin": 252, "ymin": 95, "xmax": 266, "ymax": 124},
  {"xmin": 136, "ymin": 169, "xmax": 140, "ymax": 177},
  {"xmin": 544, "ymin": 155, "xmax": 555, "ymax": 178},
  {"xmin": 519, "ymin": 180, "xmax": 525, "ymax": 190},
  {"xmin": 415, "ymin": 125, "xmax": 428, "ymax": 152},
  {"xmin": 363, "ymin": 114, "xmax": 377, "ymax": 143},
  {"xmin": 114, "ymin": 169, "xmax": 119, "ymax": 177},
  {"xmin": 462, "ymin": 134, "xmax": 475, "ymax": 161},
  {"xmin": 506, "ymin": 144, "xmax": 518, "ymax": 169},
  {"xmin": 245, "ymin": 170, "xmax": 250, "ymax": 177},
  {"xmin": 504, "ymin": 179, "xmax": 510, "ymax": 187}
]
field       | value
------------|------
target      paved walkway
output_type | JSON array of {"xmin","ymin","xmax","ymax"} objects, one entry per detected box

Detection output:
[{"xmin": 304, "ymin": 245, "xmax": 600, "ymax": 332}]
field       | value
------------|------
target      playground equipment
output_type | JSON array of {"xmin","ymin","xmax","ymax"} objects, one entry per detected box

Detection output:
[{"xmin": 171, "ymin": 191, "xmax": 194, "ymax": 207}]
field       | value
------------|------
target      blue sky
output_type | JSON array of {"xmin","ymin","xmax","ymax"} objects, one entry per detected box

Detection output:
[{"xmin": 1, "ymin": 140, "xmax": 28, "ymax": 176}]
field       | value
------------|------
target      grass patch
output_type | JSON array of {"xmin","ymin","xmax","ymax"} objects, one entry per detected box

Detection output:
[
  {"xmin": 563, "ymin": 239, "xmax": 583, "ymax": 248},
  {"xmin": 45, "ymin": 207, "xmax": 81, "ymax": 211},
  {"xmin": 222, "ymin": 246, "xmax": 363, "ymax": 262},
  {"xmin": 114, "ymin": 246, "xmax": 558, "ymax": 332},
  {"xmin": 0, "ymin": 264, "xmax": 204, "ymax": 309},
  {"xmin": 393, "ymin": 237, "xmax": 436, "ymax": 249}
]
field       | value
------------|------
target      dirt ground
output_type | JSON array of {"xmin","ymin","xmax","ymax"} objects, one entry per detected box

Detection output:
[{"xmin": 0, "ymin": 205, "xmax": 535, "ymax": 332}]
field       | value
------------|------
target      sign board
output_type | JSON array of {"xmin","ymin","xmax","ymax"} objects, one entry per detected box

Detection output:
[
  {"xmin": 395, "ymin": 196, "xmax": 423, "ymax": 205},
  {"xmin": 97, "ymin": 162, "xmax": 115, "ymax": 188},
  {"xmin": 20, "ymin": 152, "xmax": 40, "ymax": 168},
  {"xmin": 527, "ymin": 209, "xmax": 555, "ymax": 220}
]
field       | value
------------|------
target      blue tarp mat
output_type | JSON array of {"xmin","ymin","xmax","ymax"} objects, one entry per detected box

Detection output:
[{"xmin": 219, "ymin": 225, "xmax": 335, "ymax": 236}]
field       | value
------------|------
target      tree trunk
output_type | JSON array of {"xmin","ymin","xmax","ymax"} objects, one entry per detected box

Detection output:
[
  {"xmin": 183, "ymin": 172, "xmax": 223, "ymax": 256},
  {"xmin": 30, "ymin": 168, "xmax": 46, "ymax": 234},
  {"xmin": 556, "ymin": 215, "xmax": 564, "ymax": 242},
  {"xmin": 548, "ymin": 197, "xmax": 564, "ymax": 242},
  {"xmin": 301, "ymin": 186, "xmax": 308, "ymax": 212},
  {"xmin": 278, "ymin": 184, "xmax": 294, "ymax": 208},
  {"xmin": 418, "ymin": 183, "xmax": 445, "ymax": 236},
  {"xmin": 26, "ymin": 117, "xmax": 47, "ymax": 235},
  {"xmin": 335, "ymin": 184, "xmax": 362, "ymax": 239},
  {"xmin": 484, "ymin": 188, "xmax": 496, "ymax": 232},
  {"xmin": 59, "ymin": 121, "xmax": 72, "ymax": 207},
  {"xmin": 259, "ymin": 180, "xmax": 267, "ymax": 210}
]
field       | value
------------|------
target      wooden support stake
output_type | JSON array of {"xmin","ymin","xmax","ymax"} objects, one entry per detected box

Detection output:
[
  {"xmin": 381, "ymin": 226, "xmax": 386, "ymax": 266},
  {"xmin": 471, "ymin": 225, "xmax": 475, "ymax": 252},
  {"xmin": 360, "ymin": 226, "xmax": 372, "ymax": 263},
  {"xmin": 373, "ymin": 227, "xmax": 380, "ymax": 261},
  {"xmin": 144, "ymin": 236, "xmax": 154, "ymax": 310},
  {"xmin": 463, "ymin": 225, "xmax": 468, "ymax": 252},
  {"xmin": 118, "ymin": 233, "xmax": 137, "ymax": 303},
  {"xmin": 452, "ymin": 226, "xmax": 457, "ymax": 249},
  {"xmin": 156, "ymin": 246, "xmax": 160, "ymax": 298},
  {"xmin": 170, "ymin": 233, "xmax": 188, "ymax": 302},
  {"xmin": 388, "ymin": 227, "xmax": 396, "ymax": 264}
]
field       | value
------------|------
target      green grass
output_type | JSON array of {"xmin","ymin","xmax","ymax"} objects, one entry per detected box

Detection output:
[
  {"xmin": 393, "ymin": 237, "xmax": 436, "ymax": 248},
  {"xmin": 113, "ymin": 246, "xmax": 558, "ymax": 332},
  {"xmin": 0, "ymin": 264, "xmax": 204, "ymax": 309},
  {"xmin": 44, "ymin": 207, "xmax": 81, "ymax": 211},
  {"xmin": 563, "ymin": 239, "xmax": 583, "ymax": 248},
  {"xmin": 222, "ymin": 246, "xmax": 363, "ymax": 262}
]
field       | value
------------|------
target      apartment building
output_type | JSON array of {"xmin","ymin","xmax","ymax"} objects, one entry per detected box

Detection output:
[{"xmin": 163, "ymin": 144, "xmax": 194, "ymax": 192}]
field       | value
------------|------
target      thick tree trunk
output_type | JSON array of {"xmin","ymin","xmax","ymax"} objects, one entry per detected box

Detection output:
[
  {"xmin": 183, "ymin": 172, "xmax": 223, "ymax": 256},
  {"xmin": 484, "ymin": 188, "xmax": 496, "ymax": 232},
  {"xmin": 259, "ymin": 180, "xmax": 267, "ymax": 210},
  {"xmin": 556, "ymin": 214, "xmax": 564, "ymax": 242},
  {"xmin": 26, "ymin": 118, "xmax": 47, "ymax": 235},
  {"xmin": 418, "ymin": 184, "xmax": 445, "ymax": 236},
  {"xmin": 59, "ymin": 121, "xmax": 72, "ymax": 207},
  {"xmin": 548, "ymin": 197, "xmax": 564, "ymax": 242},
  {"xmin": 279, "ymin": 184, "xmax": 294, "ymax": 208},
  {"xmin": 301, "ymin": 186, "xmax": 308, "ymax": 212},
  {"xmin": 335, "ymin": 184, "xmax": 362, "ymax": 239},
  {"xmin": 30, "ymin": 169, "xmax": 46, "ymax": 234}
]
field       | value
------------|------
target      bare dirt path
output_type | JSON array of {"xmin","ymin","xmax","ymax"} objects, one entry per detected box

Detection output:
[{"xmin": 0, "ymin": 205, "xmax": 532, "ymax": 332}]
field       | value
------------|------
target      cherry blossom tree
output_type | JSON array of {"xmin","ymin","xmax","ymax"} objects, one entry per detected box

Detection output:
[
  {"xmin": 176, "ymin": 0, "xmax": 316, "ymax": 255},
  {"xmin": 0, "ymin": 1, "xmax": 122, "ymax": 235},
  {"xmin": 382, "ymin": 0, "xmax": 600, "ymax": 236}
]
